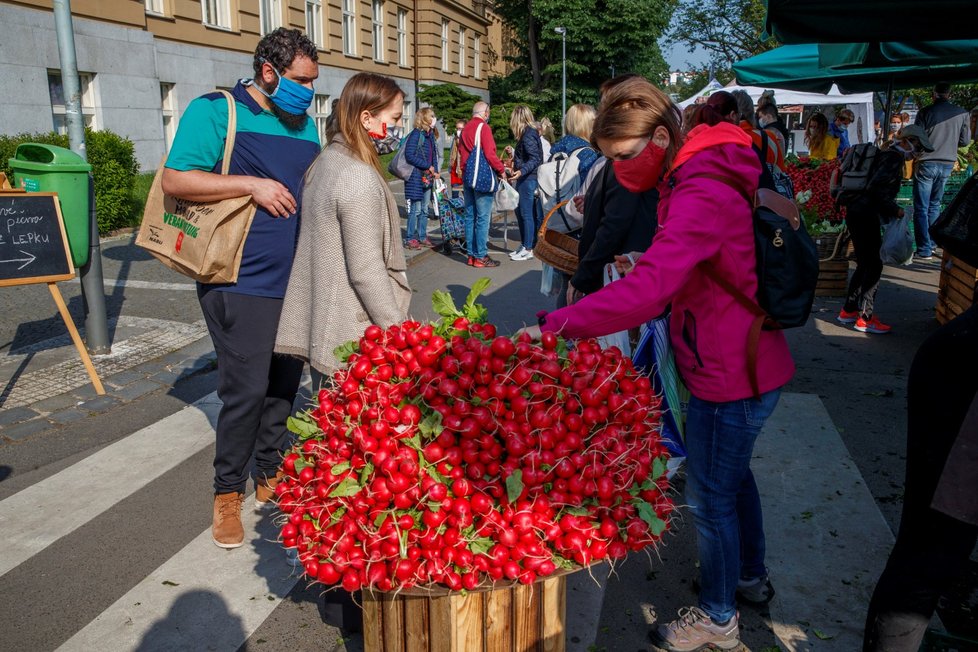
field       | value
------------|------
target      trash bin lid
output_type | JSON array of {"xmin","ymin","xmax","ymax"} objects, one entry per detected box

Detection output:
[{"xmin": 10, "ymin": 143, "xmax": 92, "ymax": 172}]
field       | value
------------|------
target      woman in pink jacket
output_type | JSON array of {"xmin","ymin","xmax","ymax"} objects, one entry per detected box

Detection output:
[{"xmin": 524, "ymin": 83, "xmax": 795, "ymax": 651}]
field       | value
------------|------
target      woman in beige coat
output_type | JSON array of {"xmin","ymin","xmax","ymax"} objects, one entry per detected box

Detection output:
[{"xmin": 276, "ymin": 73, "xmax": 412, "ymax": 389}]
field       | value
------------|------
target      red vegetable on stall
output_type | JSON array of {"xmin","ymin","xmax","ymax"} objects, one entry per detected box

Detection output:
[{"xmin": 274, "ymin": 280, "xmax": 673, "ymax": 592}]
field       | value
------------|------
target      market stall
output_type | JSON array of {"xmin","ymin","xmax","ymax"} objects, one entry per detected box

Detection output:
[{"xmin": 679, "ymin": 82, "xmax": 875, "ymax": 154}]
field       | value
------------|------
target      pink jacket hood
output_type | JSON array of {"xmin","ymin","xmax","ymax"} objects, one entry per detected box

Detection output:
[{"xmin": 542, "ymin": 130, "xmax": 795, "ymax": 402}]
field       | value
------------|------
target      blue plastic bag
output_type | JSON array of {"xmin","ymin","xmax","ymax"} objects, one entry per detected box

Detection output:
[{"xmin": 632, "ymin": 314, "xmax": 689, "ymax": 461}]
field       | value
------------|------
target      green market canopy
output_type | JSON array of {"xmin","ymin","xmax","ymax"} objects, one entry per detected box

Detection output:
[
  {"xmin": 764, "ymin": 0, "xmax": 978, "ymax": 43},
  {"xmin": 733, "ymin": 44, "xmax": 978, "ymax": 94}
]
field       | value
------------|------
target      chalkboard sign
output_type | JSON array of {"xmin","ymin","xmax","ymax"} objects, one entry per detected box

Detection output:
[{"xmin": 0, "ymin": 192, "xmax": 75, "ymax": 287}]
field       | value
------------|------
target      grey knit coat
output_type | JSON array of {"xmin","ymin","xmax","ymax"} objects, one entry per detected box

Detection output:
[{"xmin": 275, "ymin": 138, "xmax": 411, "ymax": 374}]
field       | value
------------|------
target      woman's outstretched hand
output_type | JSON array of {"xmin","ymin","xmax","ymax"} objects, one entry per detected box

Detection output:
[{"xmin": 613, "ymin": 252, "xmax": 643, "ymax": 276}]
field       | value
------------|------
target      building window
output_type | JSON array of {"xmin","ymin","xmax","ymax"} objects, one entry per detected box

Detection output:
[
  {"xmin": 441, "ymin": 20, "xmax": 450, "ymax": 72},
  {"xmin": 342, "ymin": 0, "xmax": 357, "ymax": 56},
  {"xmin": 372, "ymin": 0, "xmax": 385, "ymax": 62},
  {"xmin": 202, "ymin": 0, "xmax": 231, "ymax": 29},
  {"xmin": 314, "ymin": 94, "xmax": 331, "ymax": 141},
  {"xmin": 402, "ymin": 101, "xmax": 412, "ymax": 136},
  {"xmin": 458, "ymin": 27, "xmax": 466, "ymax": 76},
  {"xmin": 145, "ymin": 0, "xmax": 165, "ymax": 14},
  {"xmin": 259, "ymin": 0, "xmax": 282, "ymax": 36},
  {"xmin": 160, "ymin": 83, "xmax": 178, "ymax": 153},
  {"xmin": 48, "ymin": 71, "xmax": 97, "ymax": 134},
  {"xmin": 305, "ymin": 0, "xmax": 323, "ymax": 47},
  {"xmin": 396, "ymin": 8, "xmax": 408, "ymax": 67},
  {"xmin": 474, "ymin": 36, "xmax": 481, "ymax": 79}
]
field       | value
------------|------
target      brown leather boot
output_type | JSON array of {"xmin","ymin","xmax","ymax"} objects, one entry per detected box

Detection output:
[
  {"xmin": 255, "ymin": 470, "xmax": 285, "ymax": 512},
  {"xmin": 212, "ymin": 492, "xmax": 245, "ymax": 549}
]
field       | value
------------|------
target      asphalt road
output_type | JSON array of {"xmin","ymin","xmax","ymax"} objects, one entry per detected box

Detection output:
[{"xmin": 1, "ymin": 232, "xmax": 974, "ymax": 650}]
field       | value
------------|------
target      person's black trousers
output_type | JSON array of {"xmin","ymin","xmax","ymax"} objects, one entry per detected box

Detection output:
[
  {"xmin": 198, "ymin": 288, "xmax": 304, "ymax": 494},
  {"xmin": 843, "ymin": 203, "xmax": 885, "ymax": 318},
  {"xmin": 864, "ymin": 306, "xmax": 978, "ymax": 651}
]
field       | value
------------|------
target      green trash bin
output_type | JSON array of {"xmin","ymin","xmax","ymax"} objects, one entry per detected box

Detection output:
[{"xmin": 9, "ymin": 143, "xmax": 93, "ymax": 267}]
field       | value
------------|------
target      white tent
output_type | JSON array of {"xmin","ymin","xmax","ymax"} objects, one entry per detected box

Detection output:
[{"xmin": 678, "ymin": 83, "xmax": 876, "ymax": 150}]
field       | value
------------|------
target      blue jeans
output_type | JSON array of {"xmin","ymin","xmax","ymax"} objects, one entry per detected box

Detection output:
[
  {"xmin": 516, "ymin": 176, "xmax": 539, "ymax": 250},
  {"xmin": 684, "ymin": 388, "xmax": 782, "ymax": 624},
  {"xmin": 406, "ymin": 189, "xmax": 431, "ymax": 242},
  {"xmin": 463, "ymin": 186, "xmax": 494, "ymax": 259},
  {"xmin": 912, "ymin": 161, "xmax": 954, "ymax": 256}
]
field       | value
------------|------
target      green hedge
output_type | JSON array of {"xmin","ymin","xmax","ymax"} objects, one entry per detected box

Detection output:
[{"xmin": 0, "ymin": 128, "xmax": 141, "ymax": 234}]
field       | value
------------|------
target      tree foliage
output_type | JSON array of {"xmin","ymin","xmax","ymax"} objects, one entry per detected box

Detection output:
[
  {"xmin": 668, "ymin": 0, "xmax": 776, "ymax": 68},
  {"xmin": 417, "ymin": 83, "xmax": 482, "ymax": 127},
  {"xmin": 491, "ymin": 0, "xmax": 677, "ymax": 122}
]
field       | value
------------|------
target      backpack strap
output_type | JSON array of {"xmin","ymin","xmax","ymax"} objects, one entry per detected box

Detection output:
[{"xmin": 682, "ymin": 170, "xmax": 769, "ymax": 399}]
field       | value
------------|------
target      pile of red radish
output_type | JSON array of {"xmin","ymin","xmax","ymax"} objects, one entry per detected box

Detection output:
[{"xmin": 275, "ymin": 282, "xmax": 673, "ymax": 592}]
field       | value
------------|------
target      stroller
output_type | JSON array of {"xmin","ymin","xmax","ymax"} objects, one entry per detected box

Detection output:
[{"xmin": 433, "ymin": 179, "xmax": 466, "ymax": 255}]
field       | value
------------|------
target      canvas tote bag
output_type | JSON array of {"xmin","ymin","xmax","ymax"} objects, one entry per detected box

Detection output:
[{"xmin": 136, "ymin": 91, "xmax": 257, "ymax": 284}]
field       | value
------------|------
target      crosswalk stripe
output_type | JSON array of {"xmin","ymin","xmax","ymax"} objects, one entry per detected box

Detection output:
[
  {"xmin": 0, "ymin": 393, "xmax": 221, "ymax": 579},
  {"xmin": 56, "ymin": 506, "xmax": 301, "ymax": 652}
]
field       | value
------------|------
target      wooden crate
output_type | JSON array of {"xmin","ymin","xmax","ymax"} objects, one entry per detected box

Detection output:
[
  {"xmin": 936, "ymin": 251, "xmax": 978, "ymax": 325},
  {"xmin": 362, "ymin": 574, "xmax": 567, "ymax": 652},
  {"xmin": 816, "ymin": 259, "xmax": 849, "ymax": 297}
]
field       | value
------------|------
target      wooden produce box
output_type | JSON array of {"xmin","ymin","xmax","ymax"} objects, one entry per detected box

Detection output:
[
  {"xmin": 816, "ymin": 259, "xmax": 849, "ymax": 297},
  {"xmin": 362, "ymin": 574, "xmax": 567, "ymax": 652},
  {"xmin": 936, "ymin": 251, "xmax": 978, "ymax": 325}
]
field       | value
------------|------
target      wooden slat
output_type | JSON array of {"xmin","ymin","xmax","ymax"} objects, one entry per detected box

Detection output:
[
  {"xmin": 513, "ymin": 582, "xmax": 541, "ymax": 652},
  {"xmin": 540, "ymin": 576, "xmax": 566, "ymax": 652},
  {"xmin": 451, "ymin": 590, "xmax": 485, "ymax": 651},
  {"xmin": 382, "ymin": 593, "xmax": 407, "ymax": 652},
  {"xmin": 484, "ymin": 583, "xmax": 513, "ymax": 651},
  {"xmin": 946, "ymin": 274, "xmax": 975, "ymax": 302},
  {"xmin": 48, "ymin": 283, "xmax": 104, "ymax": 395},
  {"xmin": 428, "ymin": 594, "xmax": 454, "ymax": 652},
  {"xmin": 948, "ymin": 253, "xmax": 978, "ymax": 277},
  {"xmin": 404, "ymin": 596, "xmax": 430, "ymax": 652},
  {"xmin": 947, "ymin": 261, "xmax": 978, "ymax": 285},
  {"xmin": 944, "ymin": 285, "xmax": 973, "ymax": 316},
  {"xmin": 363, "ymin": 592, "xmax": 384, "ymax": 652}
]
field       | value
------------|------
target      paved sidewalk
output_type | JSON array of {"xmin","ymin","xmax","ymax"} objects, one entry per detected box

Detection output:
[{"xmin": 3, "ymin": 182, "xmax": 968, "ymax": 648}]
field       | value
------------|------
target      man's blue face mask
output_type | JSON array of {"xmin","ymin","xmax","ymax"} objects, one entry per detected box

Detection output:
[{"xmin": 254, "ymin": 59, "xmax": 314, "ymax": 115}]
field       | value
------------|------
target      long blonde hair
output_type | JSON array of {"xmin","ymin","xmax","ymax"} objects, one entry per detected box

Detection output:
[
  {"xmin": 592, "ymin": 76, "xmax": 681, "ymax": 165},
  {"xmin": 509, "ymin": 104, "xmax": 535, "ymax": 140},
  {"xmin": 563, "ymin": 104, "xmax": 596, "ymax": 140},
  {"xmin": 327, "ymin": 72, "xmax": 404, "ymax": 175}
]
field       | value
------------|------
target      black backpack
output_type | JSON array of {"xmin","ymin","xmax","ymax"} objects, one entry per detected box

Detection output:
[
  {"xmin": 831, "ymin": 143, "xmax": 881, "ymax": 205},
  {"xmin": 688, "ymin": 173, "xmax": 818, "ymax": 396}
]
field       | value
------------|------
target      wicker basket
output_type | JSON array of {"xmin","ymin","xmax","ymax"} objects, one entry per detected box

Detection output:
[
  {"xmin": 534, "ymin": 201, "xmax": 580, "ymax": 275},
  {"xmin": 813, "ymin": 228, "xmax": 848, "ymax": 262}
]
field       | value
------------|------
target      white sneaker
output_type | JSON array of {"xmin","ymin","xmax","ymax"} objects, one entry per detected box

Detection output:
[
  {"xmin": 513, "ymin": 249, "xmax": 534, "ymax": 261},
  {"xmin": 509, "ymin": 246, "xmax": 527, "ymax": 259}
]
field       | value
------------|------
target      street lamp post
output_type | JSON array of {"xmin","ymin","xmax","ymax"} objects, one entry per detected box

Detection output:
[{"xmin": 554, "ymin": 26, "xmax": 567, "ymax": 132}]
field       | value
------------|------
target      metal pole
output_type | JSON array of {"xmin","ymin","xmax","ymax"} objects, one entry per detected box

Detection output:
[
  {"xmin": 561, "ymin": 31, "xmax": 567, "ymax": 133},
  {"xmin": 53, "ymin": 0, "xmax": 110, "ymax": 353}
]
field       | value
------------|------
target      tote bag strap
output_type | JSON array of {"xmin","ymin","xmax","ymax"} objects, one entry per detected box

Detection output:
[
  {"xmin": 217, "ymin": 90, "xmax": 238, "ymax": 176},
  {"xmin": 471, "ymin": 121, "xmax": 484, "ymax": 181}
]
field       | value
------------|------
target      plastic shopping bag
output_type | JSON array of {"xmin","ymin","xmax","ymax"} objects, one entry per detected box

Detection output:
[
  {"xmin": 595, "ymin": 261, "xmax": 632, "ymax": 356},
  {"xmin": 880, "ymin": 212, "xmax": 914, "ymax": 266},
  {"xmin": 495, "ymin": 179, "xmax": 520, "ymax": 212},
  {"xmin": 632, "ymin": 314, "xmax": 689, "ymax": 477}
]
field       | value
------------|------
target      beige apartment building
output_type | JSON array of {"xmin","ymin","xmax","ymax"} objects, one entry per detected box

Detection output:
[{"xmin": 0, "ymin": 0, "xmax": 503, "ymax": 169}]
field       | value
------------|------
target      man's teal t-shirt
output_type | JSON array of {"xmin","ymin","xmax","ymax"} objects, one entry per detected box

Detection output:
[{"xmin": 165, "ymin": 81, "xmax": 320, "ymax": 298}]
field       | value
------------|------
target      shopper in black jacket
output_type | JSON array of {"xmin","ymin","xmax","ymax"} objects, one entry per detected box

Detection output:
[
  {"xmin": 566, "ymin": 160, "xmax": 658, "ymax": 304},
  {"xmin": 836, "ymin": 126, "xmax": 933, "ymax": 334}
]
